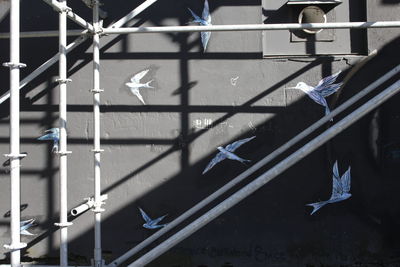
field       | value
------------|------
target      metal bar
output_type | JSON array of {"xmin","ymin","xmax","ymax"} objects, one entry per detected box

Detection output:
[
  {"xmin": 4, "ymin": 0, "xmax": 25, "ymax": 266},
  {"xmin": 92, "ymin": 1, "xmax": 104, "ymax": 267},
  {"xmin": 0, "ymin": 265, "xmax": 92, "ymax": 267},
  {"xmin": 0, "ymin": 35, "xmax": 88, "ymax": 105},
  {"xmin": 41, "ymin": 0, "xmax": 94, "ymax": 32},
  {"xmin": 103, "ymin": 21, "xmax": 400, "ymax": 34},
  {"xmin": 128, "ymin": 80, "xmax": 400, "ymax": 267},
  {"xmin": 0, "ymin": 30, "xmax": 86, "ymax": 39},
  {"xmin": 57, "ymin": 1, "xmax": 71, "ymax": 266},
  {"xmin": 108, "ymin": 0, "xmax": 159, "ymax": 29},
  {"xmin": 109, "ymin": 64, "xmax": 400, "ymax": 267}
]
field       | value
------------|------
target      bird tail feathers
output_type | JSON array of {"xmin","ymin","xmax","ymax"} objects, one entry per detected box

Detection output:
[
  {"xmin": 145, "ymin": 80, "xmax": 154, "ymax": 88},
  {"xmin": 306, "ymin": 201, "xmax": 328, "ymax": 215}
]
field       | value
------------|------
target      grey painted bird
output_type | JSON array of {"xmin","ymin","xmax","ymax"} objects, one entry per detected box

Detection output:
[
  {"xmin": 37, "ymin": 128, "xmax": 59, "ymax": 152},
  {"xmin": 203, "ymin": 136, "xmax": 255, "ymax": 174},
  {"xmin": 307, "ymin": 160, "xmax": 351, "ymax": 215},
  {"xmin": 291, "ymin": 71, "xmax": 343, "ymax": 116},
  {"xmin": 188, "ymin": 0, "xmax": 212, "ymax": 51},
  {"xmin": 125, "ymin": 69, "xmax": 154, "ymax": 105},
  {"xmin": 139, "ymin": 208, "xmax": 167, "ymax": 229},
  {"xmin": 20, "ymin": 218, "xmax": 36, "ymax": 236}
]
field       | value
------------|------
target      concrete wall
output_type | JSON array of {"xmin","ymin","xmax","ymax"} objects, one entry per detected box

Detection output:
[{"xmin": 0, "ymin": 0, "xmax": 399, "ymax": 266}]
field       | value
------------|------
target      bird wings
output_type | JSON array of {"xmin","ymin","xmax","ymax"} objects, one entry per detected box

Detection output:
[
  {"xmin": 225, "ymin": 136, "xmax": 256, "ymax": 152},
  {"xmin": 202, "ymin": 0, "xmax": 211, "ymax": 24},
  {"xmin": 202, "ymin": 152, "xmax": 226, "ymax": 174},
  {"xmin": 188, "ymin": 8, "xmax": 203, "ymax": 23},
  {"xmin": 151, "ymin": 214, "xmax": 167, "ymax": 225},
  {"xmin": 315, "ymin": 71, "xmax": 342, "ymax": 96},
  {"xmin": 139, "ymin": 207, "xmax": 152, "ymax": 223},
  {"xmin": 331, "ymin": 161, "xmax": 351, "ymax": 199},
  {"xmin": 131, "ymin": 69, "xmax": 150, "ymax": 83}
]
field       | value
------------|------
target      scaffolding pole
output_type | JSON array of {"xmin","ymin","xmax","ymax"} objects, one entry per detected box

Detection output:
[
  {"xmin": 103, "ymin": 21, "xmax": 400, "ymax": 34},
  {"xmin": 55, "ymin": 1, "xmax": 72, "ymax": 266},
  {"xmin": 128, "ymin": 80, "xmax": 400, "ymax": 266},
  {"xmin": 0, "ymin": 29, "xmax": 86, "ymax": 39},
  {"xmin": 92, "ymin": 1, "xmax": 104, "ymax": 267},
  {"xmin": 108, "ymin": 63, "xmax": 400, "ymax": 267},
  {"xmin": 2, "ymin": 0, "xmax": 27, "ymax": 266},
  {"xmin": 41, "ymin": 0, "xmax": 94, "ymax": 32}
]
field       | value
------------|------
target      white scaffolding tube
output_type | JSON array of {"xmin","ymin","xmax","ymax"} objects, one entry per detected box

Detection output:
[
  {"xmin": 103, "ymin": 21, "xmax": 400, "ymax": 34},
  {"xmin": 2, "ymin": 0, "xmax": 27, "ymax": 266},
  {"xmin": 41, "ymin": 0, "xmax": 94, "ymax": 32},
  {"xmin": 55, "ymin": 1, "xmax": 72, "ymax": 266},
  {"xmin": 109, "ymin": 0, "xmax": 159, "ymax": 29},
  {"xmin": 92, "ymin": 1, "xmax": 104, "ymax": 267},
  {"xmin": 0, "ymin": 30, "xmax": 86, "ymax": 39}
]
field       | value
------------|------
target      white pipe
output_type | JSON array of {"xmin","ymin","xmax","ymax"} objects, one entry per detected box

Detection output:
[
  {"xmin": 3, "ymin": 0, "xmax": 26, "ymax": 266},
  {"xmin": 41, "ymin": 0, "xmax": 95, "ymax": 32},
  {"xmin": 0, "ymin": 35, "xmax": 88, "ymax": 105},
  {"xmin": 103, "ymin": 21, "xmax": 400, "ymax": 34},
  {"xmin": 70, "ymin": 195, "xmax": 108, "ymax": 216},
  {"xmin": 92, "ymin": 2, "xmax": 104, "ymax": 267},
  {"xmin": 56, "ymin": 1, "xmax": 72, "ymax": 266},
  {"xmin": 0, "ymin": 30, "xmax": 86, "ymax": 39},
  {"xmin": 109, "ymin": 0, "xmax": 159, "ymax": 29}
]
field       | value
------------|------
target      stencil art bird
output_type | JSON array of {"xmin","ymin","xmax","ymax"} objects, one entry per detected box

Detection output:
[
  {"xmin": 291, "ymin": 71, "xmax": 343, "ymax": 116},
  {"xmin": 188, "ymin": 0, "xmax": 212, "ymax": 51},
  {"xmin": 125, "ymin": 69, "xmax": 154, "ymax": 105},
  {"xmin": 307, "ymin": 161, "xmax": 351, "ymax": 215},
  {"xmin": 20, "ymin": 218, "xmax": 36, "ymax": 236},
  {"xmin": 37, "ymin": 128, "xmax": 59, "ymax": 152},
  {"xmin": 139, "ymin": 207, "xmax": 167, "ymax": 229},
  {"xmin": 203, "ymin": 136, "xmax": 255, "ymax": 174}
]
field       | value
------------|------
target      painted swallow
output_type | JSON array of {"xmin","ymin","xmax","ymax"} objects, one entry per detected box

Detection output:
[
  {"xmin": 307, "ymin": 160, "xmax": 352, "ymax": 215},
  {"xmin": 37, "ymin": 128, "xmax": 59, "ymax": 152},
  {"xmin": 291, "ymin": 71, "xmax": 342, "ymax": 116},
  {"xmin": 139, "ymin": 207, "xmax": 167, "ymax": 229},
  {"xmin": 203, "ymin": 136, "xmax": 255, "ymax": 174},
  {"xmin": 20, "ymin": 218, "xmax": 36, "ymax": 236},
  {"xmin": 188, "ymin": 0, "xmax": 212, "ymax": 51},
  {"xmin": 125, "ymin": 69, "xmax": 154, "ymax": 105}
]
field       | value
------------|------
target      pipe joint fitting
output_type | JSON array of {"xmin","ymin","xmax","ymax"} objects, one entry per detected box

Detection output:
[
  {"xmin": 4, "ymin": 242, "xmax": 27, "ymax": 251},
  {"xmin": 58, "ymin": 6, "xmax": 72, "ymax": 13},
  {"xmin": 4, "ymin": 153, "xmax": 27, "ymax": 159},
  {"xmin": 54, "ymin": 222, "xmax": 73, "ymax": 228},
  {"xmin": 90, "ymin": 88, "xmax": 104, "ymax": 93},
  {"xmin": 2, "ymin": 62, "xmax": 26, "ymax": 69},
  {"xmin": 55, "ymin": 150, "xmax": 72, "ymax": 156},
  {"xmin": 55, "ymin": 78, "xmax": 72, "ymax": 84},
  {"xmin": 92, "ymin": 149, "xmax": 104, "ymax": 153}
]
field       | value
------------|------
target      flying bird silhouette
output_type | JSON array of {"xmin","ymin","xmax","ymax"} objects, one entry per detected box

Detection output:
[
  {"xmin": 307, "ymin": 160, "xmax": 351, "ymax": 215},
  {"xmin": 125, "ymin": 69, "xmax": 154, "ymax": 105},
  {"xmin": 291, "ymin": 71, "xmax": 342, "ymax": 116},
  {"xmin": 20, "ymin": 218, "xmax": 36, "ymax": 236},
  {"xmin": 203, "ymin": 136, "xmax": 255, "ymax": 174},
  {"xmin": 139, "ymin": 207, "xmax": 167, "ymax": 229},
  {"xmin": 37, "ymin": 128, "xmax": 59, "ymax": 152},
  {"xmin": 188, "ymin": 0, "xmax": 212, "ymax": 51}
]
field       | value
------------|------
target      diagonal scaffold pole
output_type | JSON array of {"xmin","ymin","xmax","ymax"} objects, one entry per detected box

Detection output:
[{"xmin": 128, "ymin": 79, "xmax": 400, "ymax": 266}]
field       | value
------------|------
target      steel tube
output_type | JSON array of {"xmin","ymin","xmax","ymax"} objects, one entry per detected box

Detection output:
[
  {"xmin": 103, "ymin": 21, "xmax": 400, "ymax": 34},
  {"xmin": 108, "ymin": 0, "xmax": 159, "ymax": 29},
  {"xmin": 41, "ymin": 0, "xmax": 94, "ymax": 32},
  {"xmin": 109, "ymin": 64, "xmax": 400, "ymax": 267},
  {"xmin": 92, "ymin": 2, "xmax": 103, "ymax": 267},
  {"xmin": 7, "ymin": 0, "xmax": 23, "ymax": 266},
  {"xmin": 128, "ymin": 80, "xmax": 400, "ymax": 267},
  {"xmin": 0, "ymin": 35, "xmax": 88, "ymax": 105},
  {"xmin": 58, "ymin": 1, "xmax": 70, "ymax": 266},
  {"xmin": 0, "ymin": 30, "xmax": 86, "ymax": 39}
]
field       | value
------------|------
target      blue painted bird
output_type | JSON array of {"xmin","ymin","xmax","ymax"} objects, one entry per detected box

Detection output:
[
  {"xmin": 291, "ymin": 71, "xmax": 343, "ymax": 116},
  {"xmin": 37, "ymin": 128, "xmax": 59, "ymax": 152},
  {"xmin": 203, "ymin": 136, "xmax": 255, "ymax": 174},
  {"xmin": 307, "ymin": 160, "xmax": 352, "ymax": 215},
  {"xmin": 20, "ymin": 218, "xmax": 36, "ymax": 236},
  {"xmin": 188, "ymin": 0, "xmax": 212, "ymax": 51},
  {"xmin": 139, "ymin": 208, "xmax": 168, "ymax": 229}
]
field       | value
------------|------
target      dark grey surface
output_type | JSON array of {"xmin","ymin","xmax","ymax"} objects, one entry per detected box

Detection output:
[{"xmin": 0, "ymin": 0, "xmax": 399, "ymax": 266}]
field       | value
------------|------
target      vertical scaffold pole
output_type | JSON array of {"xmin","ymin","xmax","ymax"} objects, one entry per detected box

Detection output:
[
  {"xmin": 92, "ymin": 1, "xmax": 105, "ymax": 267},
  {"xmin": 55, "ymin": 0, "xmax": 72, "ymax": 266},
  {"xmin": 3, "ymin": 0, "xmax": 27, "ymax": 266}
]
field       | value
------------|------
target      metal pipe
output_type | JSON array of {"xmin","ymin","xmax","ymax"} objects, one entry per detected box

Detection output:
[
  {"xmin": 41, "ymin": 0, "xmax": 94, "ymax": 32},
  {"xmin": 0, "ymin": 35, "xmax": 88, "ymax": 105},
  {"xmin": 0, "ymin": 265, "xmax": 92, "ymax": 267},
  {"xmin": 0, "ymin": 29, "xmax": 86, "ymax": 39},
  {"xmin": 108, "ymin": 0, "xmax": 159, "ymax": 29},
  {"xmin": 108, "ymin": 64, "xmax": 400, "ymax": 267},
  {"xmin": 92, "ymin": 1, "xmax": 104, "ymax": 267},
  {"xmin": 70, "ymin": 194, "xmax": 108, "ymax": 216},
  {"xmin": 56, "ymin": 1, "xmax": 72, "ymax": 266},
  {"xmin": 103, "ymin": 21, "xmax": 400, "ymax": 34},
  {"xmin": 3, "ymin": 0, "xmax": 26, "ymax": 266},
  {"xmin": 128, "ymin": 80, "xmax": 400, "ymax": 267}
]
